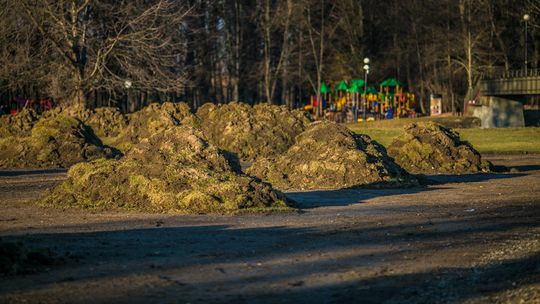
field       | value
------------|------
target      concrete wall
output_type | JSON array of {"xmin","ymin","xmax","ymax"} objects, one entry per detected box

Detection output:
[{"xmin": 474, "ymin": 96, "xmax": 525, "ymax": 128}]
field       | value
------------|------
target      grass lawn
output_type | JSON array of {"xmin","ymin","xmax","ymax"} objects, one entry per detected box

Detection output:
[
  {"xmin": 457, "ymin": 128, "xmax": 540, "ymax": 154},
  {"xmin": 345, "ymin": 116, "xmax": 481, "ymax": 130},
  {"xmin": 348, "ymin": 120, "xmax": 540, "ymax": 154}
]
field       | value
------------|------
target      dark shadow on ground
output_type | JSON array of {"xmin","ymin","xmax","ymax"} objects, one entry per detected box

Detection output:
[
  {"xmin": 491, "ymin": 164, "xmax": 510, "ymax": 172},
  {"xmin": 286, "ymin": 172, "xmax": 524, "ymax": 209},
  {"xmin": 0, "ymin": 203, "xmax": 538, "ymax": 303},
  {"xmin": 424, "ymin": 172, "xmax": 525, "ymax": 185},
  {"xmin": 260, "ymin": 252, "xmax": 540, "ymax": 304},
  {"xmin": 286, "ymin": 187, "xmax": 436, "ymax": 209},
  {"xmin": 505, "ymin": 164, "xmax": 540, "ymax": 172},
  {"xmin": 0, "ymin": 168, "xmax": 68, "ymax": 177}
]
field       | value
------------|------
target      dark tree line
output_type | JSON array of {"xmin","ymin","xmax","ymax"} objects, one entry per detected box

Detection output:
[{"xmin": 1, "ymin": 0, "xmax": 538, "ymax": 113}]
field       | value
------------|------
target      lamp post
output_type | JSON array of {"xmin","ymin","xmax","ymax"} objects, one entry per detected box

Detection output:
[
  {"xmin": 362, "ymin": 58, "xmax": 370, "ymax": 121},
  {"xmin": 524, "ymin": 14, "xmax": 530, "ymax": 71},
  {"xmin": 124, "ymin": 80, "xmax": 132, "ymax": 113}
]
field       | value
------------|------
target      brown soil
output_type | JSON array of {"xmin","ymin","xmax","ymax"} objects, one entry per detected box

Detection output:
[
  {"xmin": 40, "ymin": 126, "xmax": 289, "ymax": 214},
  {"xmin": 248, "ymin": 121, "xmax": 415, "ymax": 191},
  {"xmin": 0, "ymin": 115, "xmax": 116, "ymax": 168},
  {"xmin": 196, "ymin": 102, "xmax": 311, "ymax": 162},
  {"xmin": 0, "ymin": 154, "xmax": 538, "ymax": 303},
  {"xmin": 387, "ymin": 122, "xmax": 492, "ymax": 174}
]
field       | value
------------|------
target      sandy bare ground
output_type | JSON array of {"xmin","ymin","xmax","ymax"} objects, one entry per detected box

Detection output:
[{"xmin": 0, "ymin": 155, "xmax": 539, "ymax": 303}]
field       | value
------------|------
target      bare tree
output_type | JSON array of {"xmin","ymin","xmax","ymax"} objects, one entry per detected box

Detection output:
[
  {"xmin": 455, "ymin": 0, "xmax": 497, "ymax": 99},
  {"xmin": 302, "ymin": 0, "xmax": 336, "ymax": 116},
  {"xmin": 256, "ymin": 0, "xmax": 294, "ymax": 104},
  {"xmin": 0, "ymin": 1, "xmax": 49, "ymax": 97},
  {"xmin": 325, "ymin": 0, "xmax": 365, "ymax": 80},
  {"xmin": 18, "ymin": 0, "xmax": 192, "ymax": 107},
  {"xmin": 2, "ymin": 0, "xmax": 536, "ymax": 113}
]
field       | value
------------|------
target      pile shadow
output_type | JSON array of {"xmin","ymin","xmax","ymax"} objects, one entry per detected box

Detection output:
[
  {"xmin": 0, "ymin": 201, "xmax": 538, "ymax": 303},
  {"xmin": 287, "ymin": 172, "xmax": 524, "ymax": 209}
]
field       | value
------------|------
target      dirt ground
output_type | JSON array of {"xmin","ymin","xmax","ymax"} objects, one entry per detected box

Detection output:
[{"xmin": 0, "ymin": 154, "xmax": 539, "ymax": 303}]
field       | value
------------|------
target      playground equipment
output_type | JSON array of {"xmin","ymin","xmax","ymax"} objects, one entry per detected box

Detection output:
[
  {"xmin": 5, "ymin": 96, "xmax": 55, "ymax": 115},
  {"xmin": 307, "ymin": 78, "xmax": 416, "ymax": 122}
]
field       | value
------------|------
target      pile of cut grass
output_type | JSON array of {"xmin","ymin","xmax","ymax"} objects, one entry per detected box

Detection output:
[
  {"xmin": 386, "ymin": 122, "xmax": 491, "ymax": 174},
  {"xmin": 196, "ymin": 102, "xmax": 311, "ymax": 162},
  {"xmin": 40, "ymin": 126, "xmax": 291, "ymax": 214},
  {"xmin": 0, "ymin": 114, "xmax": 117, "ymax": 168},
  {"xmin": 248, "ymin": 121, "xmax": 415, "ymax": 190},
  {"xmin": 349, "ymin": 126, "xmax": 540, "ymax": 155}
]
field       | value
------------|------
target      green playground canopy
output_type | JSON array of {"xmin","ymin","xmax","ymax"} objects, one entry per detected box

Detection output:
[
  {"xmin": 348, "ymin": 82, "xmax": 359, "ymax": 93},
  {"xmin": 380, "ymin": 78, "xmax": 401, "ymax": 87},
  {"xmin": 318, "ymin": 79, "xmax": 404, "ymax": 94},
  {"xmin": 320, "ymin": 82, "xmax": 329, "ymax": 94},
  {"xmin": 352, "ymin": 79, "xmax": 365, "ymax": 88},
  {"xmin": 366, "ymin": 86, "xmax": 378, "ymax": 94},
  {"xmin": 336, "ymin": 80, "xmax": 348, "ymax": 91}
]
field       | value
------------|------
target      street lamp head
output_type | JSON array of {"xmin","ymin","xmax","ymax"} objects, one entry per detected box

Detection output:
[
  {"xmin": 523, "ymin": 14, "xmax": 530, "ymax": 21},
  {"xmin": 363, "ymin": 64, "xmax": 370, "ymax": 70},
  {"xmin": 124, "ymin": 80, "xmax": 132, "ymax": 89},
  {"xmin": 363, "ymin": 57, "xmax": 370, "ymax": 64}
]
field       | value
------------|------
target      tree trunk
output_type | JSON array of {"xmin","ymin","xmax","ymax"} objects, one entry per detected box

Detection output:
[
  {"xmin": 72, "ymin": 87, "xmax": 86, "ymax": 108},
  {"xmin": 459, "ymin": 0, "xmax": 474, "ymax": 95},
  {"xmin": 412, "ymin": 18, "xmax": 426, "ymax": 114},
  {"xmin": 263, "ymin": 0, "xmax": 272, "ymax": 104},
  {"xmin": 233, "ymin": 0, "xmax": 241, "ymax": 102}
]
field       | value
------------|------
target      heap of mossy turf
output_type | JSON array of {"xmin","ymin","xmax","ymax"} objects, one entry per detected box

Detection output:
[
  {"xmin": 111, "ymin": 102, "xmax": 197, "ymax": 151},
  {"xmin": 386, "ymin": 122, "xmax": 492, "ymax": 174},
  {"xmin": 196, "ymin": 102, "xmax": 311, "ymax": 162},
  {"xmin": 0, "ymin": 108, "xmax": 39, "ymax": 138},
  {"xmin": 40, "ymin": 126, "xmax": 290, "ymax": 214},
  {"xmin": 247, "ymin": 121, "xmax": 415, "ymax": 191},
  {"xmin": 48, "ymin": 102, "xmax": 192, "ymax": 148},
  {"xmin": 54, "ymin": 105, "xmax": 128, "ymax": 138},
  {"xmin": 0, "ymin": 115, "xmax": 116, "ymax": 168}
]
